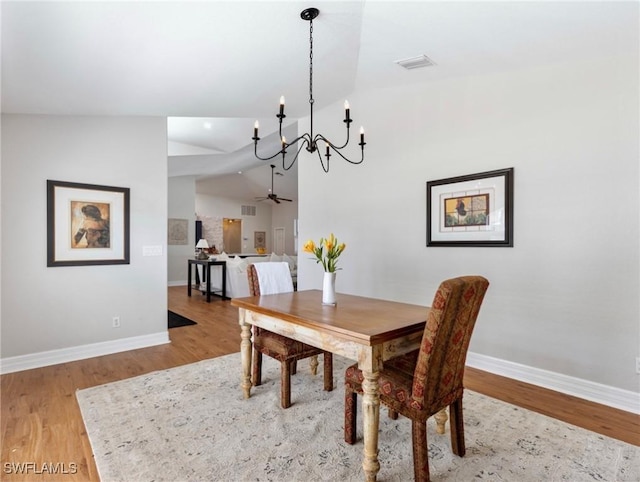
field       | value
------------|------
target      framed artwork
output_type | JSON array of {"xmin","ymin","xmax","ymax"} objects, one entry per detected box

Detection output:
[
  {"xmin": 47, "ymin": 180, "xmax": 130, "ymax": 266},
  {"xmin": 426, "ymin": 168, "xmax": 514, "ymax": 247},
  {"xmin": 168, "ymin": 218, "xmax": 188, "ymax": 245},
  {"xmin": 254, "ymin": 231, "xmax": 266, "ymax": 249}
]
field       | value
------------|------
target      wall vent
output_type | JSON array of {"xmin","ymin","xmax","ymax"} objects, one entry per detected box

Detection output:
[
  {"xmin": 394, "ymin": 54, "xmax": 436, "ymax": 70},
  {"xmin": 241, "ymin": 205, "xmax": 256, "ymax": 216}
]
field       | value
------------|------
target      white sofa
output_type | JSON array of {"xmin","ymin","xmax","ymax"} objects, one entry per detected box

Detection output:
[{"xmin": 208, "ymin": 253, "xmax": 297, "ymax": 299}]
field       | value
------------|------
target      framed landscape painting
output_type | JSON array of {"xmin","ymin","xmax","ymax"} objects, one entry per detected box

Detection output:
[
  {"xmin": 426, "ymin": 168, "xmax": 514, "ymax": 247},
  {"xmin": 47, "ymin": 180, "xmax": 130, "ymax": 266}
]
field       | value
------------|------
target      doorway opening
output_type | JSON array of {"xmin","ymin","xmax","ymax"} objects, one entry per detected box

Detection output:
[
  {"xmin": 223, "ymin": 218, "xmax": 242, "ymax": 254},
  {"xmin": 273, "ymin": 227, "xmax": 285, "ymax": 255}
]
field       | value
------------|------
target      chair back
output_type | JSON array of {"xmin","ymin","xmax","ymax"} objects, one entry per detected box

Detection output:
[
  {"xmin": 247, "ymin": 262, "xmax": 294, "ymax": 296},
  {"xmin": 410, "ymin": 276, "xmax": 489, "ymax": 412},
  {"xmin": 247, "ymin": 264, "xmax": 261, "ymax": 296}
]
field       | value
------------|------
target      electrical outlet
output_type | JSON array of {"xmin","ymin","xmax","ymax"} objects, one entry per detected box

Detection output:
[
  {"xmin": 112, "ymin": 316, "xmax": 121, "ymax": 328},
  {"xmin": 636, "ymin": 357, "xmax": 640, "ymax": 375}
]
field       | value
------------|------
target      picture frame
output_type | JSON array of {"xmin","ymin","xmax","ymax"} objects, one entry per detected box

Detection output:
[
  {"xmin": 168, "ymin": 218, "xmax": 189, "ymax": 245},
  {"xmin": 426, "ymin": 168, "xmax": 514, "ymax": 247},
  {"xmin": 47, "ymin": 180, "xmax": 130, "ymax": 266},
  {"xmin": 254, "ymin": 231, "xmax": 266, "ymax": 249}
]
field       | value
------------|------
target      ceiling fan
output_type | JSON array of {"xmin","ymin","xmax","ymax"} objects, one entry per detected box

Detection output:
[{"xmin": 255, "ymin": 164, "xmax": 292, "ymax": 204}]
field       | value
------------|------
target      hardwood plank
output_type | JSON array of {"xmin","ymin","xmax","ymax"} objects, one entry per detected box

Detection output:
[
  {"xmin": 464, "ymin": 366, "xmax": 640, "ymax": 446},
  {"xmin": 0, "ymin": 286, "xmax": 637, "ymax": 482}
]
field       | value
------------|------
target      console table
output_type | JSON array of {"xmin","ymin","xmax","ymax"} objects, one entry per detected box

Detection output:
[{"xmin": 187, "ymin": 259, "xmax": 227, "ymax": 302}]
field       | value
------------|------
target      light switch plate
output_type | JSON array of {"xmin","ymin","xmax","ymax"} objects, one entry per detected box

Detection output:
[{"xmin": 143, "ymin": 245, "xmax": 162, "ymax": 256}]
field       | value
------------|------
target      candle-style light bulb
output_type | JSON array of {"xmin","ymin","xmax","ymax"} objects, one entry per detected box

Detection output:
[
  {"xmin": 360, "ymin": 126, "xmax": 365, "ymax": 144},
  {"xmin": 253, "ymin": 120, "xmax": 259, "ymax": 138},
  {"xmin": 281, "ymin": 135, "xmax": 286, "ymax": 147},
  {"xmin": 279, "ymin": 96, "xmax": 285, "ymax": 116},
  {"xmin": 344, "ymin": 100, "xmax": 351, "ymax": 122},
  {"xmin": 325, "ymin": 141, "xmax": 330, "ymax": 157}
]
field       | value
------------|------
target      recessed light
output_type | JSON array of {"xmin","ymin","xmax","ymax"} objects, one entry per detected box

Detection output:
[
  {"xmin": 203, "ymin": 122, "xmax": 212, "ymax": 129},
  {"xmin": 394, "ymin": 54, "xmax": 436, "ymax": 70}
]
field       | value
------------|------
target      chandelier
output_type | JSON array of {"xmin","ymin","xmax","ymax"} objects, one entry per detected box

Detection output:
[{"xmin": 251, "ymin": 7, "xmax": 365, "ymax": 173}]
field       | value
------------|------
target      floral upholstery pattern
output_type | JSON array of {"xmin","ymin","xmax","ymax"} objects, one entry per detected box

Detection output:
[
  {"xmin": 248, "ymin": 264, "xmax": 333, "ymax": 408},
  {"xmin": 344, "ymin": 276, "xmax": 489, "ymax": 481}
]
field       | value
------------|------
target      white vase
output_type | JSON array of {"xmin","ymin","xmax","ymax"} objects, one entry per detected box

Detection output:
[{"xmin": 322, "ymin": 271, "xmax": 337, "ymax": 305}]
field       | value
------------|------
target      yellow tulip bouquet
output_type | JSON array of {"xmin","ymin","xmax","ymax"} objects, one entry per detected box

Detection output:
[{"xmin": 303, "ymin": 233, "xmax": 346, "ymax": 273}]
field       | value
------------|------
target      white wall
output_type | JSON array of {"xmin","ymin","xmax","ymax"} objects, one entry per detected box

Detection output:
[
  {"xmin": 270, "ymin": 201, "xmax": 298, "ymax": 255},
  {"xmin": 298, "ymin": 55, "xmax": 639, "ymax": 399},
  {"xmin": 168, "ymin": 176, "xmax": 196, "ymax": 284},
  {"xmin": 195, "ymin": 194, "xmax": 270, "ymax": 252},
  {"xmin": 1, "ymin": 115, "xmax": 169, "ymax": 365},
  {"xmin": 195, "ymin": 192, "xmax": 298, "ymax": 256}
]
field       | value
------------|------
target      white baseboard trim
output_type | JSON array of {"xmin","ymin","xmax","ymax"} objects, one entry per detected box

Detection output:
[
  {"xmin": 0, "ymin": 332, "xmax": 170, "ymax": 375},
  {"xmin": 467, "ymin": 351, "xmax": 640, "ymax": 415},
  {"xmin": 168, "ymin": 280, "xmax": 187, "ymax": 287},
  {"xmin": 3, "ymin": 337, "xmax": 637, "ymax": 414}
]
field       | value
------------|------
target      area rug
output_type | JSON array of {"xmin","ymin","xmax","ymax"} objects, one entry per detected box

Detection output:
[
  {"xmin": 168, "ymin": 310, "xmax": 197, "ymax": 329},
  {"xmin": 76, "ymin": 353, "xmax": 639, "ymax": 482}
]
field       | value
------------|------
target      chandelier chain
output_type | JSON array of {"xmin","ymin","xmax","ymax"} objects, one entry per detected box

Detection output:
[{"xmin": 309, "ymin": 18, "xmax": 314, "ymax": 106}]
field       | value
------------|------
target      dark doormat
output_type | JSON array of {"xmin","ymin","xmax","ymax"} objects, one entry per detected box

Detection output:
[{"xmin": 168, "ymin": 310, "xmax": 197, "ymax": 329}]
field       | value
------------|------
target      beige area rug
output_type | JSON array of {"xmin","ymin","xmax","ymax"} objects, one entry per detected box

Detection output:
[{"xmin": 76, "ymin": 353, "xmax": 639, "ymax": 482}]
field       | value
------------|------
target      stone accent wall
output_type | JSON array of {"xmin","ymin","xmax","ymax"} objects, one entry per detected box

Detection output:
[{"xmin": 197, "ymin": 215, "xmax": 223, "ymax": 252}]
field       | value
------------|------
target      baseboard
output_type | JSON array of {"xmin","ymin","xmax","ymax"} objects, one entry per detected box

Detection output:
[
  {"xmin": 168, "ymin": 280, "xmax": 187, "ymax": 287},
  {"xmin": 467, "ymin": 351, "xmax": 640, "ymax": 415},
  {"xmin": 0, "ymin": 332, "xmax": 170, "ymax": 375},
  {"xmin": 3, "ymin": 336, "xmax": 636, "ymax": 413}
]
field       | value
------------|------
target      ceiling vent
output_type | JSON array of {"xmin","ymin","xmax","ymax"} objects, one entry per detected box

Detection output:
[
  {"xmin": 394, "ymin": 54, "xmax": 436, "ymax": 70},
  {"xmin": 241, "ymin": 205, "xmax": 256, "ymax": 216}
]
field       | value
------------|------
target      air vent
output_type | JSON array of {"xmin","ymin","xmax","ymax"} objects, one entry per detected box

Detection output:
[
  {"xmin": 241, "ymin": 205, "xmax": 256, "ymax": 216},
  {"xmin": 394, "ymin": 54, "xmax": 436, "ymax": 70}
]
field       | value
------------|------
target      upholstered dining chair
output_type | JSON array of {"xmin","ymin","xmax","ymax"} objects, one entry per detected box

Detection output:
[
  {"xmin": 247, "ymin": 263, "xmax": 333, "ymax": 408},
  {"xmin": 344, "ymin": 275, "xmax": 489, "ymax": 482}
]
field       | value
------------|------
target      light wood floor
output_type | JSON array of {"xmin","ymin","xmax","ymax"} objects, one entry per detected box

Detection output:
[{"xmin": 1, "ymin": 286, "xmax": 638, "ymax": 481}]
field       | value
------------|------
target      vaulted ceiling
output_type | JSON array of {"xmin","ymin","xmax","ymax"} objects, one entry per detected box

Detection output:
[{"xmin": 3, "ymin": 1, "xmax": 636, "ymax": 200}]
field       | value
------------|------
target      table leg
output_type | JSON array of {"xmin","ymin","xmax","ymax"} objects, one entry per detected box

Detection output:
[
  {"xmin": 239, "ymin": 309, "xmax": 253, "ymax": 399},
  {"xmin": 309, "ymin": 355, "xmax": 319, "ymax": 375},
  {"xmin": 206, "ymin": 263, "xmax": 211, "ymax": 303},
  {"xmin": 434, "ymin": 408, "xmax": 448, "ymax": 434},
  {"xmin": 361, "ymin": 370, "xmax": 381, "ymax": 481},
  {"xmin": 221, "ymin": 263, "xmax": 227, "ymax": 299},
  {"xmin": 187, "ymin": 262, "xmax": 192, "ymax": 297},
  {"xmin": 360, "ymin": 347, "xmax": 382, "ymax": 482}
]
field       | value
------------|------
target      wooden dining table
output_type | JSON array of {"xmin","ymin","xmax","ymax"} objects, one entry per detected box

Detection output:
[{"xmin": 231, "ymin": 289, "xmax": 429, "ymax": 481}]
